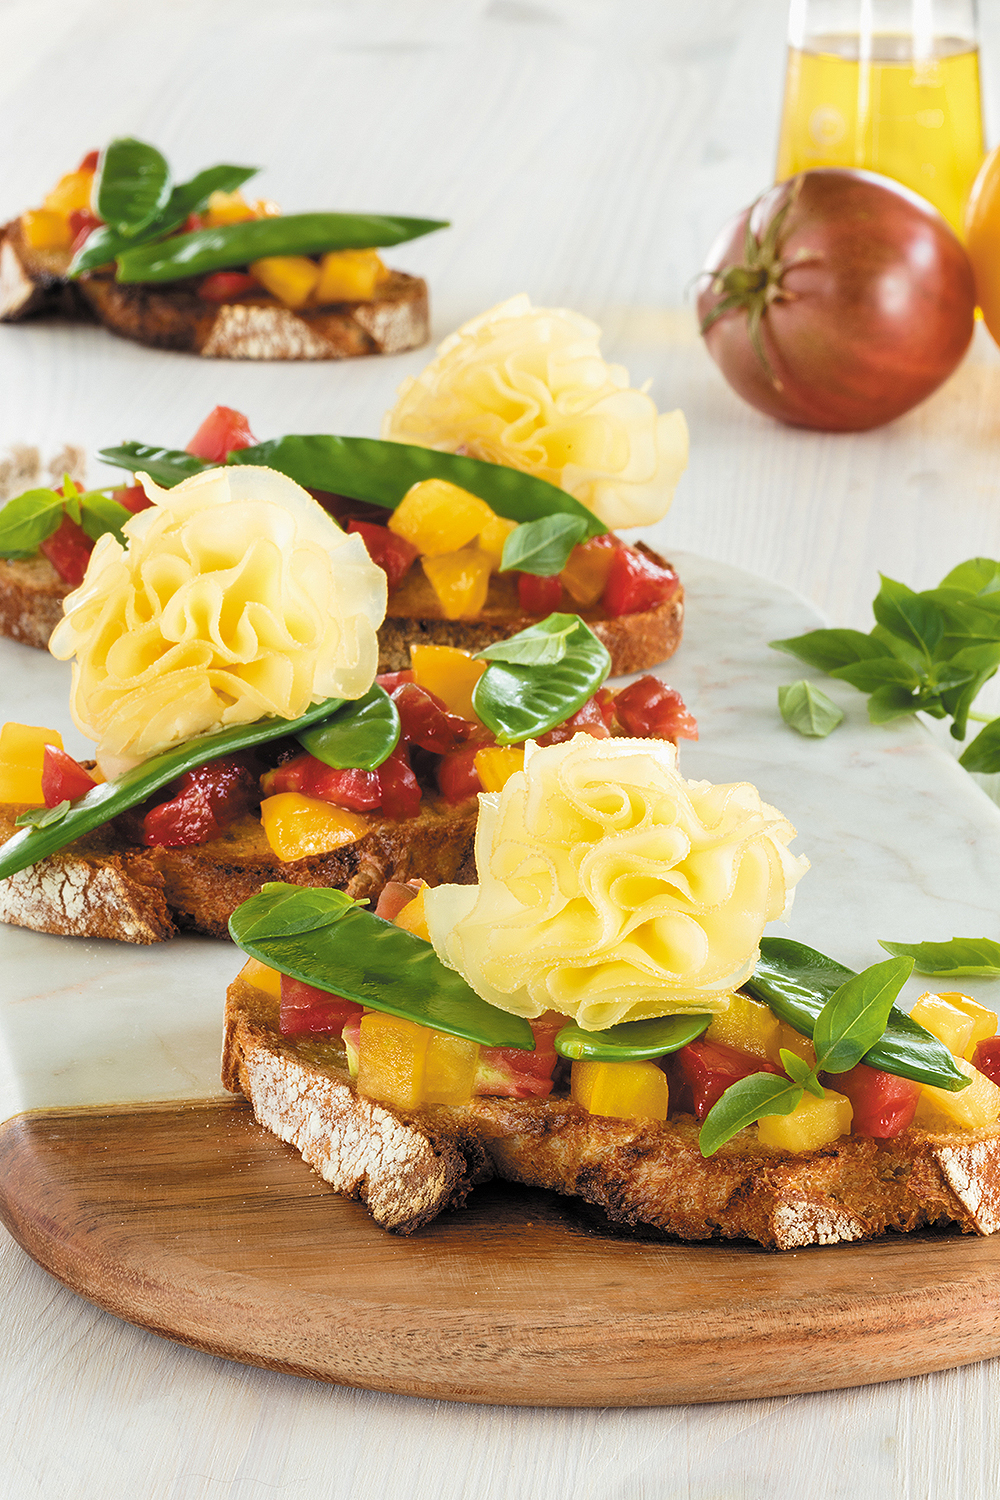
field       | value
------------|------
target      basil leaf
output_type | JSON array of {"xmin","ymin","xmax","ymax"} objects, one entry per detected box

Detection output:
[
  {"xmin": 229, "ymin": 887, "xmax": 534, "ymax": 1050},
  {"xmin": 938, "ymin": 641, "xmax": 1000, "ymax": 740},
  {"xmin": 770, "ymin": 628, "xmax": 890, "ymax": 673},
  {"xmin": 879, "ymin": 937, "xmax": 1000, "ymax": 978},
  {"xmin": 78, "ymin": 491, "xmax": 131, "ymax": 545},
  {"xmin": 229, "ymin": 434, "xmax": 605, "ymax": 535},
  {"xmin": 778, "ymin": 680, "xmax": 844, "ymax": 738},
  {"xmin": 554, "ymin": 1013, "xmax": 712, "ymax": 1062},
  {"xmin": 0, "ymin": 488, "xmax": 65, "ymax": 557},
  {"xmin": 472, "ymin": 614, "xmax": 611, "ymax": 744},
  {"xmin": 14, "ymin": 800, "xmax": 70, "ymax": 830},
  {"xmin": 499, "ymin": 514, "xmax": 588, "ymax": 577},
  {"xmin": 780, "ymin": 1050, "xmax": 824, "ymax": 1096},
  {"xmin": 812, "ymin": 957, "xmax": 914, "ymax": 1074},
  {"xmin": 959, "ymin": 717, "xmax": 1000, "ymax": 773},
  {"xmin": 236, "ymin": 883, "xmax": 360, "ymax": 941},
  {"xmin": 940, "ymin": 558, "xmax": 1000, "ymax": 597},
  {"xmin": 867, "ymin": 682, "xmax": 920, "ymax": 724},
  {"xmin": 475, "ymin": 616, "xmax": 578, "ymax": 668},
  {"xmin": 96, "ymin": 138, "xmax": 172, "ymax": 237},
  {"xmin": 0, "ymin": 695, "xmax": 346, "ymax": 881},
  {"xmin": 829, "ymin": 658, "xmax": 921, "ymax": 693},
  {"xmin": 296, "ymin": 685, "xmax": 399, "ymax": 770},
  {"xmin": 98, "ymin": 444, "xmax": 210, "ymax": 489},
  {"xmin": 873, "ymin": 575, "xmax": 945, "ymax": 660},
  {"xmin": 699, "ymin": 1074, "xmax": 803, "ymax": 1158},
  {"xmin": 746, "ymin": 937, "xmax": 969, "ymax": 1091},
  {"xmin": 115, "ymin": 212, "xmax": 448, "ymax": 283}
]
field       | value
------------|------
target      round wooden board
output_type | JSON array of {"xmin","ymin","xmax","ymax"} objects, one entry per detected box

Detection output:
[{"xmin": 2, "ymin": 1099, "xmax": 1000, "ymax": 1407}]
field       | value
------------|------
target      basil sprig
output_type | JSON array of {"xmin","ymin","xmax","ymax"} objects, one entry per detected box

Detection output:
[
  {"xmin": 230, "ymin": 882, "xmax": 534, "ymax": 1050},
  {"xmin": 778, "ymin": 680, "xmax": 844, "ymax": 738},
  {"xmin": 746, "ymin": 936, "xmax": 969, "ymax": 1091},
  {"xmin": 0, "ymin": 478, "xmax": 130, "ymax": 558},
  {"xmin": 499, "ymin": 514, "xmax": 589, "ymax": 576},
  {"xmin": 296, "ymin": 685, "xmax": 399, "ymax": 770},
  {"xmin": 879, "ymin": 936, "xmax": 1000, "ymax": 978},
  {"xmin": 771, "ymin": 560, "xmax": 1000, "ymax": 761},
  {"xmin": 473, "ymin": 614, "xmax": 611, "ymax": 744},
  {"xmin": 699, "ymin": 956, "xmax": 915, "ymax": 1156},
  {"xmin": 95, "ymin": 138, "xmax": 172, "ymax": 237},
  {"xmin": 554, "ymin": 1013, "xmax": 712, "ymax": 1062}
]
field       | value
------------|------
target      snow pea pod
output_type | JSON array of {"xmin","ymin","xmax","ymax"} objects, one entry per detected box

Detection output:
[
  {"xmin": 114, "ymin": 212, "xmax": 449, "ymax": 283},
  {"xmin": 555, "ymin": 1013, "xmax": 712, "ymax": 1062}
]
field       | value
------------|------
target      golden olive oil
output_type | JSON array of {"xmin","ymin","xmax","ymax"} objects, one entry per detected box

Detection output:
[{"xmin": 776, "ymin": 35, "xmax": 983, "ymax": 232}]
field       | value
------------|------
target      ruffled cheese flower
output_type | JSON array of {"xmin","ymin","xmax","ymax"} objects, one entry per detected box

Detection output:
[
  {"xmin": 382, "ymin": 295, "xmax": 688, "ymax": 531},
  {"xmin": 49, "ymin": 465, "xmax": 386, "ymax": 762},
  {"xmin": 424, "ymin": 736, "xmax": 808, "ymax": 1030}
]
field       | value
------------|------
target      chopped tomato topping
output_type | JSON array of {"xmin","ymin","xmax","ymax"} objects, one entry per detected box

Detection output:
[
  {"xmin": 536, "ymin": 695, "xmax": 612, "ymax": 746},
  {"xmin": 142, "ymin": 755, "xmax": 259, "ymax": 847},
  {"xmin": 181, "ymin": 213, "xmax": 205, "ymax": 234},
  {"xmin": 436, "ymin": 743, "xmax": 485, "ymax": 803},
  {"xmin": 185, "ymin": 406, "xmax": 257, "ymax": 463},
  {"xmin": 376, "ymin": 670, "xmax": 414, "ymax": 694},
  {"xmin": 197, "ymin": 271, "xmax": 257, "ymax": 303},
  {"xmin": 262, "ymin": 752, "xmax": 381, "ymax": 811},
  {"xmin": 392, "ymin": 682, "xmax": 475, "ymax": 754},
  {"xmin": 602, "ymin": 546, "xmax": 680, "ymax": 617},
  {"xmin": 78, "ymin": 150, "xmax": 100, "ymax": 173},
  {"xmin": 518, "ymin": 573, "xmax": 564, "ymax": 615},
  {"xmin": 374, "ymin": 879, "xmax": 425, "ymax": 923},
  {"xmin": 347, "ymin": 520, "xmax": 419, "ymax": 590},
  {"xmin": 279, "ymin": 974, "xmax": 363, "ymax": 1038},
  {"xmin": 613, "ymin": 677, "xmax": 698, "ymax": 742},
  {"xmin": 113, "ymin": 484, "xmax": 153, "ymax": 514},
  {"xmin": 475, "ymin": 1015, "xmax": 563, "ymax": 1098},
  {"xmin": 68, "ymin": 208, "xmax": 102, "ymax": 254},
  {"xmin": 39, "ymin": 514, "xmax": 92, "ymax": 587},
  {"xmin": 41, "ymin": 745, "xmax": 97, "ymax": 807},
  {"xmin": 559, "ymin": 532, "xmax": 621, "ymax": 605},
  {"xmin": 823, "ymin": 1062, "xmax": 919, "ymax": 1139},
  {"xmin": 670, "ymin": 1039, "xmax": 781, "ymax": 1121},
  {"xmin": 974, "ymin": 1038, "xmax": 1000, "ymax": 1086},
  {"xmin": 375, "ymin": 746, "xmax": 421, "ymax": 820}
]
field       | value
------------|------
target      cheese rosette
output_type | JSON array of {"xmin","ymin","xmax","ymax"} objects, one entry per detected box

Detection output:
[
  {"xmin": 48, "ymin": 465, "xmax": 387, "ymax": 763},
  {"xmin": 423, "ymin": 735, "xmax": 809, "ymax": 1030},
  {"xmin": 382, "ymin": 294, "xmax": 689, "ymax": 531}
]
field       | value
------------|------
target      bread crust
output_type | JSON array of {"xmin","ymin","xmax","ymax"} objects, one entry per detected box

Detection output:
[
  {"xmin": 0, "ymin": 556, "xmax": 69, "ymax": 648},
  {"xmin": 222, "ymin": 975, "xmax": 1000, "ymax": 1248}
]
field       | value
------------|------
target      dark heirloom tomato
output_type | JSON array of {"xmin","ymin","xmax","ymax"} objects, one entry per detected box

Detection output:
[{"xmin": 697, "ymin": 169, "xmax": 976, "ymax": 432}]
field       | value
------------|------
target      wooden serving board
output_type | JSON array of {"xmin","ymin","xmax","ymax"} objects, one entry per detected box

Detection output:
[{"xmin": 3, "ymin": 1098, "xmax": 1000, "ymax": 1407}]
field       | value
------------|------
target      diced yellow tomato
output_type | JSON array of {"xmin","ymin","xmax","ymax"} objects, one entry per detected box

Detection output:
[
  {"xmin": 249, "ymin": 255, "xmax": 321, "ymax": 309},
  {"xmin": 423, "ymin": 1031, "xmax": 480, "ymax": 1106},
  {"xmin": 239, "ymin": 957, "xmax": 282, "ymax": 998},
  {"xmin": 409, "ymin": 644, "xmax": 486, "ymax": 722},
  {"xmin": 421, "ymin": 548, "xmax": 493, "ymax": 620},
  {"xmin": 910, "ymin": 993, "xmax": 982, "ymax": 1059},
  {"xmin": 253, "ymin": 198, "xmax": 281, "ymax": 218},
  {"xmin": 935, "ymin": 992, "xmax": 998, "ymax": 1060},
  {"xmin": 757, "ymin": 1088, "xmax": 852, "ymax": 1152},
  {"xmin": 771, "ymin": 1020, "xmax": 817, "ymax": 1070},
  {"xmin": 258, "ymin": 792, "xmax": 369, "ymax": 862},
  {"xmin": 204, "ymin": 190, "xmax": 257, "ymax": 225},
  {"xmin": 389, "ymin": 479, "xmax": 497, "ymax": 558},
  {"xmin": 0, "ymin": 723, "xmax": 64, "ymax": 804},
  {"xmin": 357, "ymin": 1012, "xmax": 428, "ymax": 1109},
  {"xmin": 914, "ymin": 1057, "xmax": 1000, "ymax": 1131},
  {"xmin": 477, "ymin": 513, "xmax": 518, "ymax": 571},
  {"xmin": 704, "ymin": 994, "xmax": 778, "ymax": 1062},
  {"xmin": 43, "ymin": 170, "xmax": 94, "ymax": 216},
  {"xmin": 560, "ymin": 539, "xmax": 616, "ymax": 606},
  {"xmin": 315, "ymin": 248, "xmax": 386, "ymax": 303},
  {"xmin": 394, "ymin": 885, "xmax": 431, "ymax": 942},
  {"xmin": 571, "ymin": 1058, "xmax": 669, "ymax": 1122},
  {"xmin": 22, "ymin": 209, "xmax": 74, "ymax": 252},
  {"xmin": 474, "ymin": 746, "xmax": 524, "ymax": 793}
]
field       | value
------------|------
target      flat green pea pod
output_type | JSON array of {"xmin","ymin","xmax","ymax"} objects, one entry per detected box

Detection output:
[
  {"xmin": 555, "ymin": 1014, "xmax": 712, "ymax": 1062},
  {"xmin": 114, "ymin": 213, "xmax": 449, "ymax": 283}
]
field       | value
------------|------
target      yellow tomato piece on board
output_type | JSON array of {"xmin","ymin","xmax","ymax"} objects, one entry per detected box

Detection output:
[
  {"xmin": 204, "ymin": 190, "xmax": 257, "ymax": 225},
  {"xmin": 249, "ymin": 255, "xmax": 321, "ymax": 309},
  {"xmin": 910, "ymin": 993, "xmax": 980, "ymax": 1059},
  {"xmin": 0, "ymin": 723, "xmax": 63, "ymax": 804},
  {"xmin": 704, "ymin": 993, "xmax": 778, "ymax": 1062},
  {"xmin": 934, "ymin": 992, "xmax": 998, "ymax": 1060},
  {"xmin": 477, "ymin": 513, "xmax": 518, "ymax": 571},
  {"xmin": 259, "ymin": 793, "xmax": 369, "ymax": 862},
  {"xmin": 389, "ymin": 479, "xmax": 497, "ymax": 557},
  {"xmin": 409, "ymin": 644, "xmax": 486, "ymax": 721},
  {"xmin": 421, "ymin": 548, "xmax": 493, "ymax": 620},
  {"xmin": 315, "ymin": 248, "xmax": 386, "ymax": 303},
  {"xmin": 474, "ymin": 746, "xmax": 524, "ymax": 793},
  {"xmin": 43, "ymin": 170, "xmax": 94, "ymax": 215},
  {"xmin": 394, "ymin": 886, "xmax": 431, "ymax": 942},
  {"xmin": 22, "ymin": 209, "xmax": 73, "ymax": 252},
  {"xmin": 757, "ymin": 1088, "xmax": 852, "ymax": 1152},
  {"xmin": 571, "ymin": 1058, "xmax": 668, "ymax": 1122},
  {"xmin": 914, "ymin": 1057, "xmax": 1000, "ymax": 1131},
  {"xmin": 423, "ymin": 1031, "xmax": 480, "ymax": 1106},
  {"xmin": 238, "ymin": 957, "xmax": 282, "ymax": 997},
  {"xmin": 357, "ymin": 1012, "xmax": 429, "ymax": 1109}
]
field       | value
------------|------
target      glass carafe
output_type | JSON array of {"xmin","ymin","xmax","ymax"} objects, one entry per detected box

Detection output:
[{"xmin": 775, "ymin": 0, "xmax": 984, "ymax": 232}]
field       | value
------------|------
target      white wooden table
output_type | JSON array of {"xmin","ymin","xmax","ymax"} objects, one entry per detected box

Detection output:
[{"xmin": 4, "ymin": 2, "xmax": 1000, "ymax": 1495}]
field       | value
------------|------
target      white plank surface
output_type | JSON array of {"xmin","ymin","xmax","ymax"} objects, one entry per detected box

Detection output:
[{"xmin": 4, "ymin": 1, "xmax": 1000, "ymax": 1496}]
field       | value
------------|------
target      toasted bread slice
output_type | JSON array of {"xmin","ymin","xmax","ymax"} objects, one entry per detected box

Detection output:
[
  {"xmin": 0, "ymin": 219, "xmax": 429, "ymax": 359},
  {"xmin": 0, "ymin": 797, "xmax": 478, "ymax": 944},
  {"xmin": 222, "ymin": 973, "xmax": 1000, "ymax": 1247}
]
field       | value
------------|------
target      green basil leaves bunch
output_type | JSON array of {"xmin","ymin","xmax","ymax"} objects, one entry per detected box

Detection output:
[{"xmin": 0, "ymin": 475, "xmax": 131, "ymax": 559}]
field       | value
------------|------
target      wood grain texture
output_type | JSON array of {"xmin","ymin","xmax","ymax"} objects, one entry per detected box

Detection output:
[{"xmin": 3, "ymin": 1100, "xmax": 1000, "ymax": 1408}]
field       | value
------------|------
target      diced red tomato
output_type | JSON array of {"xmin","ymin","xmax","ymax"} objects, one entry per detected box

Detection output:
[
  {"xmin": 670, "ymin": 1039, "xmax": 781, "ymax": 1121},
  {"xmin": 518, "ymin": 572, "xmax": 564, "ymax": 615},
  {"xmin": 113, "ymin": 484, "xmax": 153, "ymax": 514},
  {"xmin": 973, "ymin": 1038, "xmax": 1000, "ymax": 1086},
  {"xmin": 262, "ymin": 752, "xmax": 381, "ymax": 810},
  {"xmin": 181, "ymin": 213, "xmax": 205, "ymax": 234},
  {"xmin": 376, "ymin": 670, "xmax": 414, "ymax": 694},
  {"xmin": 197, "ymin": 271, "xmax": 257, "ymax": 303},
  {"xmin": 142, "ymin": 756, "xmax": 259, "ymax": 848},
  {"xmin": 279, "ymin": 974, "xmax": 364, "ymax": 1038},
  {"xmin": 602, "ymin": 546, "xmax": 680, "ymax": 618},
  {"xmin": 392, "ymin": 682, "xmax": 474, "ymax": 754},
  {"xmin": 374, "ymin": 879, "xmax": 425, "ymax": 923},
  {"xmin": 613, "ymin": 676, "xmax": 698, "ymax": 743},
  {"xmin": 375, "ymin": 746, "xmax": 422, "ymax": 820},
  {"xmin": 536, "ymin": 695, "xmax": 612, "ymax": 747},
  {"xmin": 78, "ymin": 150, "xmax": 100, "ymax": 173},
  {"xmin": 185, "ymin": 405, "xmax": 257, "ymax": 463},
  {"xmin": 594, "ymin": 687, "xmax": 616, "ymax": 727},
  {"xmin": 39, "ymin": 514, "xmax": 93, "ymax": 587},
  {"xmin": 68, "ymin": 209, "xmax": 102, "ymax": 254},
  {"xmin": 824, "ymin": 1062, "xmax": 919, "ymax": 1139},
  {"xmin": 347, "ymin": 520, "xmax": 419, "ymax": 590},
  {"xmin": 40, "ymin": 745, "xmax": 97, "ymax": 806},
  {"xmin": 475, "ymin": 1014, "xmax": 563, "ymax": 1098},
  {"xmin": 436, "ymin": 744, "xmax": 485, "ymax": 803}
]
